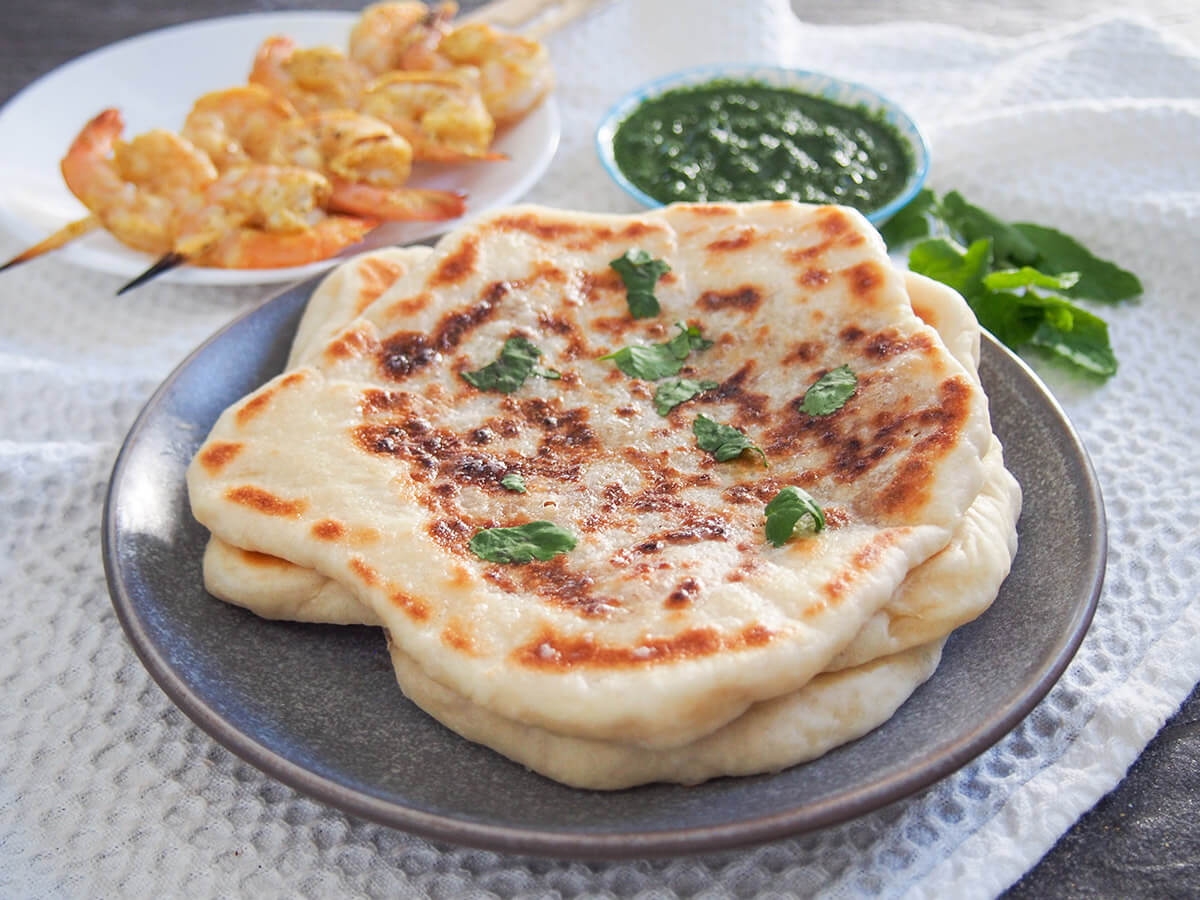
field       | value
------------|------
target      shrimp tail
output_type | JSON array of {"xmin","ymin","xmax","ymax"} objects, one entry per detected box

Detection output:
[
  {"xmin": 0, "ymin": 215, "xmax": 99, "ymax": 273},
  {"xmin": 328, "ymin": 178, "xmax": 465, "ymax": 221}
]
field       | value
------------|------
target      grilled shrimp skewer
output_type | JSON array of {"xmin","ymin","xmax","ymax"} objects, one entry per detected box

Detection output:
[{"xmin": 188, "ymin": 88, "xmax": 466, "ymax": 220}]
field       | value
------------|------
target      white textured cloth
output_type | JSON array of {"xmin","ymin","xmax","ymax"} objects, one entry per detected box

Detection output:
[{"xmin": 2, "ymin": 3, "xmax": 1199, "ymax": 897}]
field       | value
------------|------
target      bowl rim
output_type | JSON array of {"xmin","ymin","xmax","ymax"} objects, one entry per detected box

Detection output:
[{"xmin": 594, "ymin": 63, "xmax": 931, "ymax": 224}]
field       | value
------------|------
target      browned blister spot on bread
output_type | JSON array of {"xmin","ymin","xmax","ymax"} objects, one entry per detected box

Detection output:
[
  {"xmin": 441, "ymin": 619, "xmax": 477, "ymax": 654},
  {"xmin": 696, "ymin": 286, "xmax": 764, "ymax": 313},
  {"xmin": 491, "ymin": 214, "xmax": 668, "ymax": 252},
  {"xmin": 312, "ymin": 519, "xmax": 345, "ymax": 540},
  {"xmin": 816, "ymin": 530, "xmax": 902, "ymax": 609},
  {"xmin": 430, "ymin": 235, "xmax": 478, "ymax": 286},
  {"xmin": 798, "ymin": 267, "xmax": 830, "ymax": 288},
  {"xmin": 705, "ymin": 227, "xmax": 757, "ymax": 253},
  {"xmin": 198, "ymin": 441, "xmax": 243, "ymax": 473},
  {"xmin": 349, "ymin": 555, "xmax": 379, "ymax": 586},
  {"xmin": 665, "ymin": 576, "xmax": 701, "ymax": 609},
  {"xmin": 225, "ymin": 486, "xmax": 307, "ymax": 517},
  {"xmin": 378, "ymin": 281, "xmax": 511, "ymax": 381},
  {"xmin": 237, "ymin": 548, "xmax": 293, "ymax": 568},
  {"xmin": 356, "ymin": 257, "xmax": 405, "ymax": 311},
  {"xmin": 784, "ymin": 341, "xmax": 824, "ymax": 365},
  {"xmin": 384, "ymin": 292, "xmax": 432, "ymax": 319},
  {"xmin": 514, "ymin": 622, "xmax": 774, "ymax": 670},
  {"xmin": 324, "ymin": 324, "xmax": 378, "ymax": 363},
  {"xmin": 235, "ymin": 372, "xmax": 307, "ymax": 425},
  {"xmin": 875, "ymin": 377, "xmax": 972, "ymax": 518},
  {"xmin": 842, "ymin": 261, "xmax": 884, "ymax": 304},
  {"xmin": 390, "ymin": 587, "xmax": 430, "ymax": 620}
]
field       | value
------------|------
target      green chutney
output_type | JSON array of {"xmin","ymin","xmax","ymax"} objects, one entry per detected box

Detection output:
[{"xmin": 611, "ymin": 79, "xmax": 914, "ymax": 212}]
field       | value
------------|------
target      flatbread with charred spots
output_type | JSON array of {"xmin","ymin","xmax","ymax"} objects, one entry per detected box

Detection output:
[{"xmin": 187, "ymin": 202, "xmax": 1000, "ymax": 761}]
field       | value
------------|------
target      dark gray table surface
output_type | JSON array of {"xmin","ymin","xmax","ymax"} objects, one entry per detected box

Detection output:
[{"xmin": 2, "ymin": 1, "xmax": 1196, "ymax": 896}]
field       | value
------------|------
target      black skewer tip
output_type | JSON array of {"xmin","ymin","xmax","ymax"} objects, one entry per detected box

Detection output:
[{"xmin": 116, "ymin": 251, "xmax": 187, "ymax": 295}]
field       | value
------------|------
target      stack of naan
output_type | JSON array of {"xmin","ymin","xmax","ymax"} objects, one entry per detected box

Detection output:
[{"xmin": 187, "ymin": 202, "xmax": 1020, "ymax": 789}]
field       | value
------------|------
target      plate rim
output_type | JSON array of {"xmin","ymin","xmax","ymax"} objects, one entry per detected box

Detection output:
[
  {"xmin": 102, "ymin": 273, "xmax": 1104, "ymax": 859},
  {"xmin": 0, "ymin": 10, "xmax": 560, "ymax": 287}
]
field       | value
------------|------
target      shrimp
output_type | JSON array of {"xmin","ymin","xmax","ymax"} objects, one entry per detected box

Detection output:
[
  {"xmin": 360, "ymin": 68, "xmax": 501, "ymax": 163},
  {"xmin": 59, "ymin": 108, "xmax": 218, "ymax": 254},
  {"xmin": 349, "ymin": 1, "xmax": 457, "ymax": 76},
  {"xmin": 182, "ymin": 85, "xmax": 300, "ymax": 170},
  {"xmin": 436, "ymin": 22, "xmax": 553, "ymax": 127},
  {"xmin": 269, "ymin": 110, "xmax": 466, "ymax": 221},
  {"xmin": 249, "ymin": 36, "xmax": 369, "ymax": 116},
  {"xmin": 172, "ymin": 165, "xmax": 374, "ymax": 268}
]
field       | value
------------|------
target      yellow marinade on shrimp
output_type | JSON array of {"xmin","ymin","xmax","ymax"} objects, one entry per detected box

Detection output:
[
  {"xmin": 349, "ymin": 1, "xmax": 457, "ymax": 76},
  {"xmin": 60, "ymin": 109, "xmax": 217, "ymax": 255},
  {"xmin": 360, "ymin": 68, "xmax": 499, "ymax": 163}
]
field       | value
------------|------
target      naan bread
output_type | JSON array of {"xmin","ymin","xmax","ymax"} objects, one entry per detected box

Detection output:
[
  {"xmin": 388, "ymin": 634, "xmax": 945, "ymax": 789},
  {"xmin": 188, "ymin": 202, "xmax": 994, "ymax": 748},
  {"xmin": 204, "ymin": 267, "xmax": 1019, "ymax": 674}
]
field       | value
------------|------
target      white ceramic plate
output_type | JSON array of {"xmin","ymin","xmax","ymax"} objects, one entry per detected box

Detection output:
[{"xmin": 0, "ymin": 12, "xmax": 559, "ymax": 286}]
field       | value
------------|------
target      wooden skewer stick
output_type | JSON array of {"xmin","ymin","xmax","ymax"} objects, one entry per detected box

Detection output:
[
  {"xmin": 0, "ymin": 215, "xmax": 99, "ymax": 273},
  {"xmin": 464, "ymin": 0, "xmax": 600, "ymax": 39}
]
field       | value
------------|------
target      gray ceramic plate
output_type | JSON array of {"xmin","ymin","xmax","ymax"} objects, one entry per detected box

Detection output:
[{"xmin": 102, "ymin": 275, "xmax": 1105, "ymax": 859}]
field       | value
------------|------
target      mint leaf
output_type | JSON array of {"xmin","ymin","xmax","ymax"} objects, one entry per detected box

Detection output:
[
  {"xmin": 764, "ymin": 486, "xmax": 826, "ymax": 546},
  {"xmin": 461, "ymin": 336, "xmax": 557, "ymax": 394},
  {"xmin": 1028, "ymin": 296, "xmax": 1117, "ymax": 376},
  {"xmin": 1012, "ymin": 223, "xmax": 1142, "ymax": 302},
  {"xmin": 693, "ymin": 414, "xmax": 766, "ymax": 466},
  {"xmin": 940, "ymin": 191, "xmax": 1040, "ymax": 266},
  {"xmin": 500, "ymin": 473, "xmax": 526, "ymax": 493},
  {"xmin": 610, "ymin": 248, "xmax": 671, "ymax": 319},
  {"xmin": 908, "ymin": 237, "xmax": 993, "ymax": 298},
  {"xmin": 601, "ymin": 322, "xmax": 712, "ymax": 380},
  {"xmin": 800, "ymin": 365, "xmax": 857, "ymax": 416},
  {"xmin": 964, "ymin": 289, "xmax": 1046, "ymax": 347},
  {"xmin": 880, "ymin": 187, "xmax": 936, "ymax": 247},
  {"xmin": 654, "ymin": 378, "xmax": 718, "ymax": 415},
  {"xmin": 468, "ymin": 521, "xmax": 577, "ymax": 563},
  {"xmin": 984, "ymin": 267, "xmax": 1080, "ymax": 292}
]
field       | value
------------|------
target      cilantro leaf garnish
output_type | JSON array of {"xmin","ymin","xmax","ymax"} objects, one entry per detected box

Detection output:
[
  {"xmin": 653, "ymin": 378, "xmax": 718, "ymax": 415},
  {"xmin": 610, "ymin": 248, "xmax": 671, "ymax": 319},
  {"xmin": 468, "ymin": 521, "xmax": 577, "ymax": 563},
  {"xmin": 693, "ymin": 414, "xmax": 766, "ymax": 466},
  {"xmin": 764, "ymin": 487, "xmax": 826, "ymax": 547},
  {"xmin": 461, "ymin": 336, "xmax": 558, "ymax": 393},
  {"xmin": 600, "ymin": 322, "xmax": 712, "ymax": 380},
  {"xmin": 800, "ymin": 365, "xmax": 857, "ymax": 416},
  {"xmin": 500, "ymin": 473, "xmax": 526, "ymax": 493}
]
